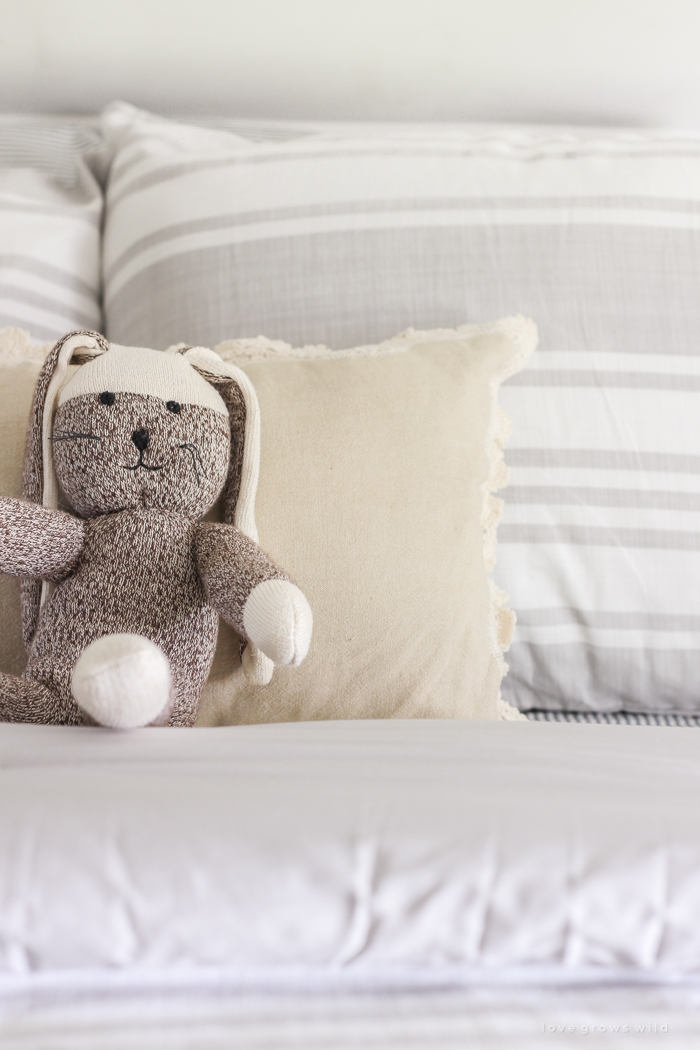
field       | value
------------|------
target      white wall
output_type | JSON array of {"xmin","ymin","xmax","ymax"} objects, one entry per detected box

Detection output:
[{"xmin": 2, "ymin": 0, "xmax": 700, "ymax": 127}]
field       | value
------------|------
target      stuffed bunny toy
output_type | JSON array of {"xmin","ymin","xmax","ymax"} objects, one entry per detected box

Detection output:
[{"xmin": 0, "ymin": 330, "xmax": 312, "ymax": 728}]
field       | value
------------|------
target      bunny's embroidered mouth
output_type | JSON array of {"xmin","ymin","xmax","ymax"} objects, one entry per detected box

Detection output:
[{"xmin": 123, "ymin": 451, "xmax": 163, "ymax": 472}]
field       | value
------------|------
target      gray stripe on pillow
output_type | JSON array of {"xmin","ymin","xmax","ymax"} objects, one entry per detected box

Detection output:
[
  {"xmin": 0, "ymin": 285, "xmax": 98, "ymax": 328},
  {"xmin": 105, "ymin": 224, "xmax": 700, "ymax": 351},
  {"xmin": 0, "ymin": 255, "xmax": 98, "ymax": 297},
  {"xmin": 506, "ymin": 486, "xmax": 700, "ymax": 510},
  {"xmin": 104, "ymin": 196, "xmax": 700, "ymax": 288},
  {"xmin": 516, "ymin": 608, "xmax": 700, "ymax": 630},
  {"xmin": 107, "ymin": 190, "xmax": 700, "ymax": 225},
  {"xmin": 507, "ymin": 449, "xmax": 700, "ymax": 473},
  {"xmin": 499, "ymin": 523, "xmax": 700, "ymax": 550},
  {"xmin": 0, "ymin": 313, "xmax": 66, "ymax": 341},
  {"xmin": 504, "ymin": 642, "xmax": 700, "ymax": 713},
  {"xmin": 0, "ymin": 200, "xmax": 100, "ymax": 225},
  {"xmin": 509, "ymin": 370, "xmax": 700, "ymax": 391}
]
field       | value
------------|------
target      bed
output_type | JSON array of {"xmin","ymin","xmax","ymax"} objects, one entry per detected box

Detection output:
[
  {"xmin": 2, "ymin": 718, "xmax": 700, "ymax": 1048},
  {"xmin": 3, "ymin": 103, "xmax": 700, "ymax": 1048}
]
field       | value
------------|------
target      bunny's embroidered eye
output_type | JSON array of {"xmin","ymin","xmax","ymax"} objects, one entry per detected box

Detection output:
[
  {"xmin": 166, "ymin": 401, "xmax": 181, "ymax": 414},
  {"xmin": 99, "ymin": 391, "xmax": 115, "ymax": 405}
]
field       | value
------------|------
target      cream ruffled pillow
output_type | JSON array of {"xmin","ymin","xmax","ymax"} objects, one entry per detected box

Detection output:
[{"xmin": 197, "ymin": 318, "xmax": 536, "ymax": 724}]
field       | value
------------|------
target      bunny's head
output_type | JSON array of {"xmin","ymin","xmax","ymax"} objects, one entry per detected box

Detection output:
[{"xmin": 53, "ymin": 345, "xmax": 231, "ymax": 518}]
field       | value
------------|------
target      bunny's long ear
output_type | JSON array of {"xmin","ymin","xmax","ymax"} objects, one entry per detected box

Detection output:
[
  {"xmin": 180, "ymin": 345, "xmax": 274, "ymax": 686},
  {"xmin": 21, "ymin": 329, "xmax": 108, "ymax": 649}
]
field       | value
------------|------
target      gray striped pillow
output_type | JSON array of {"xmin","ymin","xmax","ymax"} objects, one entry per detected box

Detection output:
[
  {"xmin": 0, "ymin": 116, "xmax": 102, "ymax": 341},
  {"xmin": 101, "ymin": 103, "xmax": 700, "ymax": 714}
]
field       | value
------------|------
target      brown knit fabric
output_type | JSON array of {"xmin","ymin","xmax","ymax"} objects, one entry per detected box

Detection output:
[
  {"xmin": 196, "ymin": 523, "xmax": 290, "ymax": 637},
  {"xmin": 0, "ymin": 498, "xmax": 84, "ymax": 580},
  {"xmin": 1, "ymin": 340, "xmax": 295, "ymax": 728},
  {"xmin": 0, "ymin": 673, "xmax": 81, "ymax": 726}
]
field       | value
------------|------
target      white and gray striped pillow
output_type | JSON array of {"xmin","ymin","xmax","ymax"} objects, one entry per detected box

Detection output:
[
  {"xmin": 0, "ymin": 116, "xmax": 103, "ymax": 341},
  {"xmin": 100, "ymin": 103, "xmax": 700, "ymax": 714}
]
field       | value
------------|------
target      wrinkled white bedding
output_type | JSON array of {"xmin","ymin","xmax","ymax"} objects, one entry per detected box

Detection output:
[
  {"xmin": 1, "ymin": 718, "xmax": 700, "ymax": 1046},
  {"xmin": 1, "ymin": 718, "xmax": 700, "ymax": 982}
]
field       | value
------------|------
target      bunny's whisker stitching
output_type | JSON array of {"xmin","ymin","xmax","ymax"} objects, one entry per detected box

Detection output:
[
  {"xmin": 179, "ymin": 443, "xmax": 207, "ymax": 486},
  {"xmin": 51, "ymin": 431, "xmax": 100, "ymax": 442}
]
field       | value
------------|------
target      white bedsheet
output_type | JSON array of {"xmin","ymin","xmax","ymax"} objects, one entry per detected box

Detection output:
[{"xmin": 1, "ymin": 718, "xmax": 700, "ymax": 1045}]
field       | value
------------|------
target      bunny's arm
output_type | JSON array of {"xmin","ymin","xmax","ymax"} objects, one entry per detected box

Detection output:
[
  {"xmin": 0, "ymin": 497, "xmax": 85, "ymax": 580},
  {"xmin": 194, "ymin": 522, "xmax": 312, "ymax": 667}
]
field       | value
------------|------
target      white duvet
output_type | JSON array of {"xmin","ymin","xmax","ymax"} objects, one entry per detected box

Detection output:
[{"xmin": 0, "ymin": 717, "xmax": 699, "ymax": 989}]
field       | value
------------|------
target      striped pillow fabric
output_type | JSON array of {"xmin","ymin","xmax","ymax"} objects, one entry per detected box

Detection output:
[
  {"xmin": 101, "ymin": 103, "xmax": 700, "ymax": 714},
  {"xmin": 0, "ymin": 116, "xmax": 102, "ymax": 341}
]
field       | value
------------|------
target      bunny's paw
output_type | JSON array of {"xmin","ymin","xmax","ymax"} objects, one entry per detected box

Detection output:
[{"xmin": 243, "ymin": 581, "xmax": 312, "ymax": 667}]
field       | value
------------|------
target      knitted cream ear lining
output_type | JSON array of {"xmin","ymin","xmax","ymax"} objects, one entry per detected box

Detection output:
[
  {"xmin": 183, "ymin": 346, "xmax": 260, "ymax": 540},
  {"xmin": 243, "ymin": 580, "xmax": 313, "ymax": 668}
]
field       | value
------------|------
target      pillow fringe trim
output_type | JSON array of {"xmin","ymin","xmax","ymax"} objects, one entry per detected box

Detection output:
[
  {"xmin": 0, "ymin": 327, "xmax": 53, "ymax": 365},
  {"xmin": 482, "ymin": 316, "xmax": 538, "ymax": 722}
]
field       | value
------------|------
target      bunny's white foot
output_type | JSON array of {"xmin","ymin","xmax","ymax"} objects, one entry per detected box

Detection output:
[
  {"xmin": 243, "ymin": 580, "xmax": 313, "ymax": 667},
  {"xmin": 71, "ymin": 634, "xmax": 172, "ymax": 728}
]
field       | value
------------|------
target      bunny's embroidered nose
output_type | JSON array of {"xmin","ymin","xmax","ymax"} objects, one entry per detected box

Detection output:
[{"xmin": 132, "ymin": 429, "xmax": 150, "ymax": 451}]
